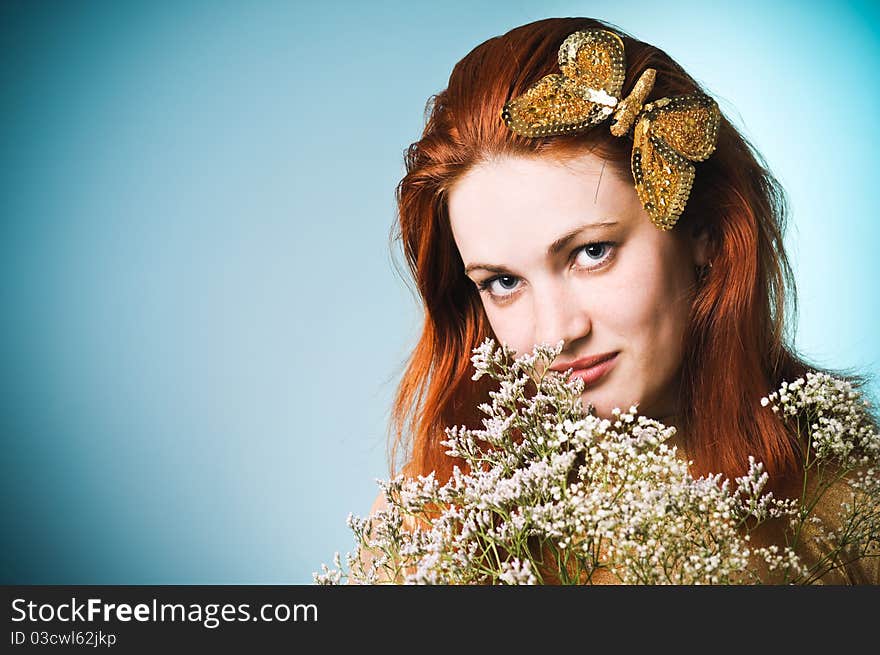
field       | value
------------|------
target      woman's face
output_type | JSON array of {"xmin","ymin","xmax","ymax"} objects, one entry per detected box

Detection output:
[{"xmin": 448, "ymin": 152, "xmax": 710, "ymax": 420}]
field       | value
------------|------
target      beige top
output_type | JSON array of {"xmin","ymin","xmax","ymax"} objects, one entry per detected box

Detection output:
[
  {"xmin": 356, "ymin": 424, "xmax": 879, "ymax": 585},
  {"xmin": 662, "ymin": 421, "xmax": 880, "ymax": 585},
  {"xmin": 750, "ymin": 472, "xmax": 880, "ymax": 585}
]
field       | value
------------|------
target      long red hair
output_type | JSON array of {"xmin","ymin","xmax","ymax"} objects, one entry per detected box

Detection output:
[{"xmin": 384, "ymin": 17, "xmax": 876, "ymax": 497}]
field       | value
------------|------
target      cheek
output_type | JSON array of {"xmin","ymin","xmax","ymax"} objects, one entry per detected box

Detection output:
[
  {"xmin": 483, "ymin": 303, "xmax": 533, "ymax": 355},
  {"xmin": 608, "ymin": 257, "xmax": 692, "ymax": 367}
]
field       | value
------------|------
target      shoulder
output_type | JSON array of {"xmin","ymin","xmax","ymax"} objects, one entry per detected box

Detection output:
[
  {"xmin": 795, "ymin": 466, "xmax": 880, "ymax": 584},
  {"xmin": 747, "ymin": 463, "xmax": 879, "ymax": 584},
  {"xmin": 369, "ymin": 489, "xmax": 388, "ymax": 516},
  {"xmin": 346, "ymin": 490, "xmax": 397, "ymax": 585}
]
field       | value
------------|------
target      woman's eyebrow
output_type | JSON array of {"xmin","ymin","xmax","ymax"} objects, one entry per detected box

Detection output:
[
  {"xmin": 546, "ymin": 220, "xmax": 618, "ymax": 256},
  {"xmin": 464, "ymin": 220, "xmax": 619, "ymax": 275}
]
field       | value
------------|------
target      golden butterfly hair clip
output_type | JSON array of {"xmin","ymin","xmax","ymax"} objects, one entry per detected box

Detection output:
[{"xmin": 501, "ymin": 28, "xmax": 721, "ymax": 231}]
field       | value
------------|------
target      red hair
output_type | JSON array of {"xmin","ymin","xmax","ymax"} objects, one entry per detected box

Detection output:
[{"xmin": 385, "ymin": 17, "xmax": 876, "ymax": 497}]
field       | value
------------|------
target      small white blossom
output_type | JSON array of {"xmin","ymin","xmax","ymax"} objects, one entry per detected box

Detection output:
[{"xmin": 317, "ymin": 345, "xmax": 880, "ymax": 585}]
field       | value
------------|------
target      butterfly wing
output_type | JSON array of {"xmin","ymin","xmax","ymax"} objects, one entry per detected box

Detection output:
[
  {"xmin": 648, "ymin": 94, "xmax": 721, "ymax": 161},
  {"xmin": 501, "ymin": 74, "xmax": 616, "ymax": 137},
  {"xmin": 631, "ymin": 130, "xmax": 696, "ymax": 231},
  {"xmin": 501, "ymin": 29, "xmax": 627, "ymax": 137},
  {"xmin": 631, "ymin": 94, "xmax": 721, "ymax": 230},
  {"xmin": 557, "ymin": 28, "xmax": 627, "ymax": 97}
]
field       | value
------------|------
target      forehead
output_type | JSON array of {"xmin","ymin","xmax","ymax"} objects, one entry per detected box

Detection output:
[{"xmin": 448, "ymin": 153, "xmax": 645, "ymax": 256}]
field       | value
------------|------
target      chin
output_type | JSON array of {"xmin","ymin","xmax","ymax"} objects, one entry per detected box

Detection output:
[
  {"xmin": 581, "ymin": 388, "xmax": 645, "ymax": 419},
  {"xmin": 580, "ymin": 394, "xmax": 615, "ymax": 419}
]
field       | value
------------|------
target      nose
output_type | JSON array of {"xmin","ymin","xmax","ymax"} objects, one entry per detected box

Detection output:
[{"xmin": 532, "ymin": 278, "xmax": 592, "ymax": 354}]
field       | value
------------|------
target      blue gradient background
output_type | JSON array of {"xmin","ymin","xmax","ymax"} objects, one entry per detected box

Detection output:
[{"xmin": 2, "ymin": 0, "xmax": 878, "ymax": 584}]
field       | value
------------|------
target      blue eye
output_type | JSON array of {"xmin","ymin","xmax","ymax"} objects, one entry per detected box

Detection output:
[
  {"xmin": 476, "ymin": 241, "xmax": 617, "ymax": 304},
  {"xmin": 477, "ymin": 275, "xmax": 520, "ymax": 298},
  {"xmin": 574, "ymin": 242, "xmax": 612, "ymax": 266}
]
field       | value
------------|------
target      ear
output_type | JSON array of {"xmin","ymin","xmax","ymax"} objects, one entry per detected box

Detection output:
[{"xmin": 689, "ymin": 222, "xmax": 714, "ymax": 267}]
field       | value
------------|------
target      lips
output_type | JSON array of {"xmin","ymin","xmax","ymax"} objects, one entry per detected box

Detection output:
[
  {"xmin": 567, "ymin": 354, "xmax": 617, "ymax": 387},
  {"xmin": 550, "ymin": 351, "xmax": 618, "ymax": 373},
  {"xmin": 550, "ymin": 352, "xmax": 618, "ymax": 387}
]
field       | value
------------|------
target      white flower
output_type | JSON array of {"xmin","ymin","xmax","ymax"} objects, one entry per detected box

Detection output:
[{"xmin": 318, "ymin": 344, "xmax": 880, "ymax": 585}]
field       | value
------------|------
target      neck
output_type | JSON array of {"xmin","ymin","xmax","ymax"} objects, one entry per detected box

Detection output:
[{"xmin": 652, "ymin": 412, "xmax": 688, "ymax": 455}]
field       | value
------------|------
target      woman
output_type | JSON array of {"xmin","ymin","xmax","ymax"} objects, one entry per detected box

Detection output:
[{"xmin": 366, "ymin": 17, "xmax": 879, "ymax": 583}]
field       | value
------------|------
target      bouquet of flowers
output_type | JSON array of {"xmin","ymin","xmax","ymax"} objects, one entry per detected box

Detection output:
[{"xmin": 316, "ymin": 339, "xmax": 880, "ymax": 584}]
